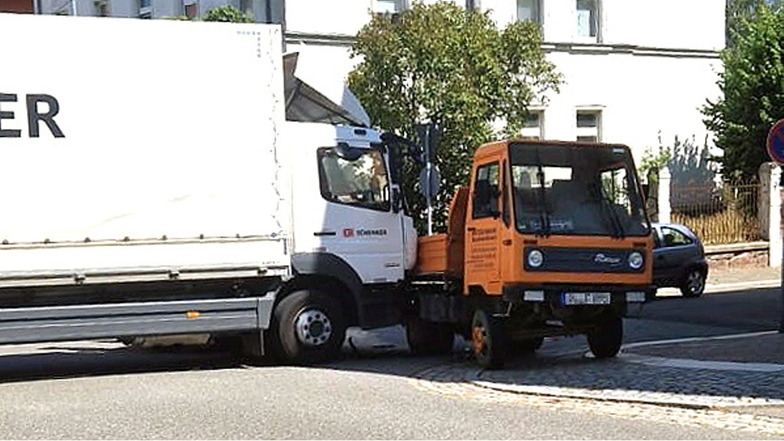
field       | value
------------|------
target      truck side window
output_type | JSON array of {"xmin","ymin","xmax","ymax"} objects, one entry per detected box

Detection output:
[
  {"xmin": 317, "ymin": 147, "xmax": 390, "ymax": 212},
  {"xmin": 473, "ymin": 162, "xmax": 500, "ymax": 219}
]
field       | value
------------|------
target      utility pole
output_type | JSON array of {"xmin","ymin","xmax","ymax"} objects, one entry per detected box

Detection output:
[{"xmin": 71, "ymin": 0, "xmax": 77, "ymax": 15}]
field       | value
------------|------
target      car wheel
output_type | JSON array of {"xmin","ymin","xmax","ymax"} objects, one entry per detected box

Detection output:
[
  {"xmin": 268, "ymin": 289, "xmax": 346, "ymax": 365},
  {"xmin": 680, "ymin": 268, "xmax": 706, "ymax": 298}
]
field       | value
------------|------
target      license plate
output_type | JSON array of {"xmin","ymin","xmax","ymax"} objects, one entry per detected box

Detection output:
[{"xmin": 562, "ymin": 292, "xmax": 611, "ymax": 305}]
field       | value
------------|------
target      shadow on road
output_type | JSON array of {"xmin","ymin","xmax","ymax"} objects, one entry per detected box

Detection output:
[{"xmin": 0, "ymin": 286, "xmax": 779, "ymax": 406}]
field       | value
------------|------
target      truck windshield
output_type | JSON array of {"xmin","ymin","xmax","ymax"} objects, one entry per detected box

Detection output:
[{"xmin": 509, "ymin": 143, "xmax": 650, "ymax": 237}]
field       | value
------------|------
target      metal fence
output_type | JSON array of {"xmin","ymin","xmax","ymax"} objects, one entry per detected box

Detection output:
[{"xmin": 670, "ymin": 180, "xmax": 762, "ymax": 245}]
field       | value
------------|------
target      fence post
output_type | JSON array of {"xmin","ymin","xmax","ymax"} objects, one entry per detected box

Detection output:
[
  {"xmin": 658, "ymin": 166, "xmax": 671, "ymax": 223},
  {"xmin": 760, "ymin": 162, "xmax": 782, "ymax": 267}
]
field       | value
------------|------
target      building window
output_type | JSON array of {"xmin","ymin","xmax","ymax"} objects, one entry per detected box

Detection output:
[
  {"xmin": 374, "ymin": 0, "xmax": 408, "ymax": 14},
  {"xmin": 576, "ymin": 110, "xmax": 601, "ymax": 142},
  {"xmin": 521, "ymin": 111, "xmax": 543, "ymax": 140},
  {"xmin": 139, "ymin": 0, "xmax": 152, "ymax": 18},
  {"xmin": 183, "ymin": 0, "xmax": 197, "ymax": 19},
  {"xmin": 517, "ymin": 0, "xmax": 541, "ymax": 24},
  {"xmin": 576, "ymin": 0, "xmax": 599, "ymax": 39},
  {"xmin": 96, "ymin": 0, "xmax": 109, "ymax": 16}
]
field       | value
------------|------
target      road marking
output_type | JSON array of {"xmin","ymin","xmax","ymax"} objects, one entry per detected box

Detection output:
[
  {"xmin": 621, "ymin": 353, "xmax": 784, "ymax": 373},
  {"xmin": 620, "ymin": 331, "xmax": 784, "ymax": 373},
  {"xmin": 623, "ymin": 330, "xmax": 779, "ymax": 349}
]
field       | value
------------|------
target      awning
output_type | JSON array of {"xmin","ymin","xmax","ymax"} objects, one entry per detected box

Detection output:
[{"xmin": 283, "ymin": 49, "xmax": 371, "ymax": 127}]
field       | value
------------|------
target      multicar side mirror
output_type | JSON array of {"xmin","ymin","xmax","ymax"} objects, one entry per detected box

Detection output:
[{"xmin": 391, "ymin": 187, "xmax": 402, "ymax": 213}]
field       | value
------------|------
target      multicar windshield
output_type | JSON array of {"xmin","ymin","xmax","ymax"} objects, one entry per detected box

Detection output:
[{"xmin": 510, "ymin": 143, "xmax": 650, "ymax": 237}]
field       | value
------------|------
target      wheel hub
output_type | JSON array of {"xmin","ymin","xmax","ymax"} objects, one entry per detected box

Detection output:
[
  {"xmin": 687, "ymin": 271, "xmax": 704, "ymax": 293},
  {"xmin": 295, "ymin": 308, "xmax": 333, "ymax": 347}
]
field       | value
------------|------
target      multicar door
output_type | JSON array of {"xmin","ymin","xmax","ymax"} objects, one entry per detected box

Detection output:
[{"xmin": 464, "ymin": 156, "xmax": 504, "ymax": 295}]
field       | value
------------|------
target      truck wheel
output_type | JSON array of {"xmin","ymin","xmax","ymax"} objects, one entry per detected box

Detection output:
[
  {"xmin": 269, "ymin": 289, "xmax": 346, "ymax": 365},
  {"xmin": 471, "ymin": 309, "xmax": 506, "ymax": 370},
  {"xmin": 405, "ymin": 315, "xmax": 454, "ymax": 356},
  {"xmin": 587, "ymin": 314, "xmax": 623, "ymax": 359},
  {"xmin": 680, "ymin": 268, "xmax": 706, "ymax": 298}
]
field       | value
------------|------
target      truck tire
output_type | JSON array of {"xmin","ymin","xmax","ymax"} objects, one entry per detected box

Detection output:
[
  {"xmin": 269, "ymin": 289, "xmax": 346, "ymax": 365},
  {"xmin": 587, "ymin": 314, "xmax": 623, "ymax": 359},
  {"xmin": 471, "ymin": 309, "xmax": 506, "ymax": 370},
  {"xmin": 405, "ymin": 315, "xmax": 454, "ymax": 356}
]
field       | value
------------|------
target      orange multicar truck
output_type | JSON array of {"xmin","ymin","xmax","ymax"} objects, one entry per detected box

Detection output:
[{"xmin": 408, "ymin": 140, "xmax": 655, "ymax": 369}]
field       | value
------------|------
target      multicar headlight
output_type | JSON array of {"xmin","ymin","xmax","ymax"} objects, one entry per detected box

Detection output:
[
  {"xmin": 527, "ymin": 249, "xmax": 544, "ymax": 268},
  {"xmin": 628, "ymin": 251, "xmax": 644, "ymax": 270}
]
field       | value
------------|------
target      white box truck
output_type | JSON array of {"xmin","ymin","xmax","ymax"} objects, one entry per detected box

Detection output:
[{"xmin": 0, "ymin": 13, "xmax": 418, "ymax": 364}]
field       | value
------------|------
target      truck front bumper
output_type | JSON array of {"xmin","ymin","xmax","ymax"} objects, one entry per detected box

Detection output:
[{"xmin": 502, "ymin": 283, "xmax": 657, "ymax": 307}]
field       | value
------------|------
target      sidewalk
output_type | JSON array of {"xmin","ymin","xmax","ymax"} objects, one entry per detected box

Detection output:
[{"xmin": 706, "ymin": 265, "xmax": 781, "ymax": 291}]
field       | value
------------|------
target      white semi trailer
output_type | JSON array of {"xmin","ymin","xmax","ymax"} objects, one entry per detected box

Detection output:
[{"xmin": 0, "ymin": 13, "xmax": 418, "ymax": 364}]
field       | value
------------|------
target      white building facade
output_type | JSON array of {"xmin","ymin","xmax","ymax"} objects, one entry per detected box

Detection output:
[
  {"xmin": 286, "ymin": 0, "xmax": 724, "ymax": 176},
  {"xmin": 38, "ymin": 0, "xmax": 724, "ymax": 178}
]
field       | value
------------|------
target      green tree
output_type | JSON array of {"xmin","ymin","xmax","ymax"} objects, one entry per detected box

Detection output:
[
  {"xmin": 203, "ymin": 5, "xmax": 254, "ymax": 23},
  {"xmin": 703, "ymin": 2, "xmax": 784, "ymax": 180},
  {"xmin": 348, "ymin": 2, "xmax": 562, "ymax": 232}
]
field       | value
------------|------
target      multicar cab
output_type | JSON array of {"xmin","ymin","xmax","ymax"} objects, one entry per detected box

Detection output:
[{"xmin": 412, "ymin": 140, "xmax": 655, "ymax": 368}]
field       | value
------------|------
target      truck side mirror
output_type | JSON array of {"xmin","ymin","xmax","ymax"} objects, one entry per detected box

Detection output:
[{"xmin": 336, "ymin": 142, "xmax": 362, "ymax": 161}]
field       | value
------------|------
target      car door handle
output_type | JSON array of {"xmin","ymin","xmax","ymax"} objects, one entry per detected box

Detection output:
[
  {"xmin": 467, "ymin": 227, "xmax": 476, "ymax": 232},
  {"xmin": 313, "ymin": 231, "xmax": 337, "ymax": 237}
]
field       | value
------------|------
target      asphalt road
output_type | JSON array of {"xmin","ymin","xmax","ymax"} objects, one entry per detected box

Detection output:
[
  {"xmin": 643, "ymin": 287, "xmax": 782, "ymax": 332},
  {"xmin": 0, "ymin": 287, "xmax": 779, "ymax": 439}
]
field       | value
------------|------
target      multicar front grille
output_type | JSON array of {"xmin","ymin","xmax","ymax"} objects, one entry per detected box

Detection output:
[{"xmin": 524, "ymin": 247, "xmax": 645, "ymax": 273}]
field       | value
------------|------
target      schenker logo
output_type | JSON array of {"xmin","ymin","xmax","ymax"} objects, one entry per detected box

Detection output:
[
  {"xmin": 343, "ymin": 228, "xmax": 388, "ymax": 238},
  {"xmin": 594, "ymin": 253, "xmax": 621, "ymax": 264}
]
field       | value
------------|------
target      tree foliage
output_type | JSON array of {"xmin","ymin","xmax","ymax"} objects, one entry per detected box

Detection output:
[
  {"xmin": 727, "ymin": 0, "xmax": 782, "ymax": 46},
  {"xmin": 203, "ymin": 5, "xmax": 254, "ymax": 23},
  {"xmin": 703, "ymin": 2, "xmax": 784, "ymax": 180},
  {"xmin": 348, "ymin": 2, "xmax": 562, "ymax": 232}
]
